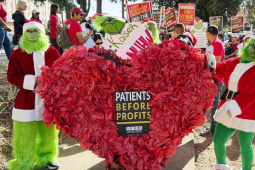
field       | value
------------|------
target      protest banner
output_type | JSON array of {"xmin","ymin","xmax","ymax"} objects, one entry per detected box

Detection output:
[
  {"xmin": 178, "ymin": 3, "xmax": 195, "ymax": 26},
  {"xmin": 165, "ymin": 8, "xmax": 177, "ymax": 32},
  {"xmin": 127, "ymin": 2, "xmax": 153, "ymax": 23},
  {"xmin": 186, "ymin": 21, "xmax": 208, "ymax": 48},
  {"xmin": 231, "ymin": 16, "xmax": 244, "ymax": 33},
  {"xmin": 209, "ymin": 16, "xmax": 223, "ymax": 34},
  {"xmin": 101, "ymin": 22, "xmax": 153, "ymax": 59},
  {"xmin": 153, "ymin": 9, "xmax": 160, "ymax": 27},
  {"xmin": 160, "ymin": 6, "xmax": 166, "ymax": 29},
  {"xmin": 116, "ymin": 90, "xmax": 151, "ymax": 135}
]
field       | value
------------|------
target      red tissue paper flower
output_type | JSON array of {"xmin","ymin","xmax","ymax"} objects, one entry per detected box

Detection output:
[{"xmin": 37, "ymin": 42, "xmax": 218, "ymax": 170}]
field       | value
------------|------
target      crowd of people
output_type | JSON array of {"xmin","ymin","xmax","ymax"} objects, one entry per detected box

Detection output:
[
  {"xmin": 0, "ymin": 0, "xmax": 104, "ymax": 59},
  {"xmin": 1, "ymin": 0, "xmax": 255, "ymax": 170}
]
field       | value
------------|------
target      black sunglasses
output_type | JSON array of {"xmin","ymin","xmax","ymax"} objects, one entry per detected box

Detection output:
[{"xmin": 96, "ymin": 42, "xmax": 103, "ymax": 45}]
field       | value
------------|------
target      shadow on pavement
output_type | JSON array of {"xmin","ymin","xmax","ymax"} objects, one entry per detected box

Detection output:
[{"xmin": 58, "ymin": 138, "xmax": 85, "ymax": 157}]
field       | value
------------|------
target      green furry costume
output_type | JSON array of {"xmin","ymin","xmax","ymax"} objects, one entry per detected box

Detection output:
[{"xmin": 7, "ymin": 22, "xmax": 59, "ymax": 170}]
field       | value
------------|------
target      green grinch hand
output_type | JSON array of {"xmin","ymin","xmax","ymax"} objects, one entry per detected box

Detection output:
[
  {"xmin": 24, "ymin": 28, "xmax": 41, "ymax": 42},
  {"xmin": 203, "ymin": 27, "xmax": 207, "ymax": 32},
  {"xmin": 195, "ymin": 22, "xmax": 203, "ymax": 30}
]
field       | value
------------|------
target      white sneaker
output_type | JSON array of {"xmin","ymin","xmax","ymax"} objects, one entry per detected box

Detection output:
[{"xmin": 215, "ymin": 164, "xmax": 233, "ymax": 170}]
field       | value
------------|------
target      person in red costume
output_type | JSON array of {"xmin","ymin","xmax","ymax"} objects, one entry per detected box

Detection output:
[
  {"xmin": 7, "ymin": 21, "xmax": 60, "ymax": 170},
  {"xmin": 207, "ymin": 35, "xmax": 255, "ymax": 170}
]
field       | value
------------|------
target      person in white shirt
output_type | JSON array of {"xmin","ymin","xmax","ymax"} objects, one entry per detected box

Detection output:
[{"xmin": 80, "ymin": 18, "xmax": 95, "ymax": 49}]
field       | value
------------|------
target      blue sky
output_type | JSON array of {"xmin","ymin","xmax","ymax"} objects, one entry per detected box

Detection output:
[{"xmin": 87, "ymin": 0, "xmax": 144, "ymax": 18}]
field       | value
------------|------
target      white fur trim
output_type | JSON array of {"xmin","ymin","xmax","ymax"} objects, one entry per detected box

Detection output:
[
  {"xmin": 251, "ymin": 35, "xmax": 255, "ymax": 40},
  {"xmin": 33, "ymin": 51, "xmax": 45, "ymax": 121},
  {"xmin": 23, "ymin": 75, "xmax": 36, "ymax": 91},
  {"xmin": 23, "ymin": 21, "xmax": 45, "ymax": 34},
  {"xmin": 215, "ymin": 102, "xmax": 255, "ymax": 133},
  {"xmin": 227, "ymin": 100, "xmax": 242, "ymax": 117},
  {"xmin": 33, "ymin": 51, "xmax": 45, "ymax": 76},
  {"xmin": 12, "ymin": 108, "xmax": 43, "ymax": 122},
  {"xmin": 215, "ymin": 164, "xmax": 232, "ymax": 170},
  {"xmin": 228, "ymin": 62, "xmax": 255, "ymax": 92},
  {"xmin": 143, "ymin": 20, "xmax": 157, "ymax": 26}
]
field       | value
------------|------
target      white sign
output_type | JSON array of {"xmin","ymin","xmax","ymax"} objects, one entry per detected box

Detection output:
[
  {"xmin": 187, "ymin": 21, "xmax": 208, "ymax": 48},
  {"xmin": 102, "ymin": 22, "xmax": 153, "ymax": 59}
]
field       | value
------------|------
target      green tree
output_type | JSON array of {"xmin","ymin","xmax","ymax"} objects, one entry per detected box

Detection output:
[
  {"xmin": 77, "ymin": 0, "xmax": 91, "ymax": 15},
  {"xmin": 34, "ymin": 0, "xmax": 75, "ymax": 19},
  {"xmin": 245, "ymin": 0, "xmax": 255, "ymax": 26},
  {"xmin": 153, "ymin": 0, "xmax": 243, "ymax": 26}
]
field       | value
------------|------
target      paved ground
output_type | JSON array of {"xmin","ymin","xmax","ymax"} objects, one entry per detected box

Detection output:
[
  {"xmin": 0, "ymin": 50, "xmax": 6, "ymax": 59},
  {"xmin": 54, "ymin": 133, "xmax": 195, "ymax": 170}
]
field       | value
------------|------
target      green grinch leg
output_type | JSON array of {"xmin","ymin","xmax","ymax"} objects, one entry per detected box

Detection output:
[
  {"xmin": 239, "ymin": 130, "xmax": 254, "ymax": 170},
  {"xmin": 214, "ymin": 123, "xmax": 254, "ymax": 170},
  {"xmin": 36, "ymin": 121, "xmax": 59, "ymax": 167},
  {"xmin": 8, "ymin": 121, "xmax": 38, "ymax": 170}
]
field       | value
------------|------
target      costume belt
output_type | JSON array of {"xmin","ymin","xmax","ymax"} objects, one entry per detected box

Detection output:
[{"xmin": 221, "ymin": 89, "xmax": 240, "ymax": 100}]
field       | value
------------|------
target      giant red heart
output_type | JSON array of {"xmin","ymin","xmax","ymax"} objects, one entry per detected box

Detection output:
[{"xmin": 37, "ymin": 41, "xmax": 218, "ymax": 170}]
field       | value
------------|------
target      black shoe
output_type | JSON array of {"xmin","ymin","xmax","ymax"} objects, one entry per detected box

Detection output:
[
  {"xmin": 45, "ymin": 162, "xmax": 59, "ymax": 170},
  {"xmin": 200, "ymin": 130, "xmax": 214, "ymax": 137}
]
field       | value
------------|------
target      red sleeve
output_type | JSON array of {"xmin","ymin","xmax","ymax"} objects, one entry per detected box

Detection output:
[
  {"xmin": 7, "ymin": 52, "xmax": 25, "ymax": 88},
  {"xmin": 212, "ymin": 42, "xmax": 223, "ymax": 56}
]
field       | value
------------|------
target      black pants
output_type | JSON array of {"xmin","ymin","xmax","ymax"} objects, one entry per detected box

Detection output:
[{"xmin": 50, "ymin": 38, "xmax": 63, "ymax": 55}]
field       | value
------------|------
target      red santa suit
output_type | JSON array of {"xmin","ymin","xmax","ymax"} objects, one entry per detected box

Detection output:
[
  {"xmin": 7, "ymin": 46, "xmax": 60, "ymax": 122},
  {"xmin": 214, "ymin": 57, "xmax": 255, "ymax": 132}
]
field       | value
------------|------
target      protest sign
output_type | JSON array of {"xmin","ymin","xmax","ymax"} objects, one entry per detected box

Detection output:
[
  {"xmin": 178, "ymin": 4, "xmax": 195, "ymax": 26},
  {"xmin": 116, "ymin": 91, "xmax": 151, "ymax": 136},
  {"xmin": 127, "ymin": 2, "xmax": 153, "ymax": 23},
  {"xmin": 209, "ymin": 16, "xmax": 223, "ymax": 34},
  {"xmin": 231, "ymin": 16, "xmax": 244, "ymax": 33},
  {"xmin": 153, "ymin": 9, "xmax": 160, "ymax": 27},
  {"xmin": 186, "ymin": 21, "xmax": 208, "ymax": 48},
  {"xmin": 160, "ymin": 6, "xmax": 166, "ymax": 29},
  {"xmin": 165, "ymin": 8, "xmax": 177, "ymax": 32},
  {"xmin": 102, "ymin": 22, "xmax": 153, "ymax": 59}
]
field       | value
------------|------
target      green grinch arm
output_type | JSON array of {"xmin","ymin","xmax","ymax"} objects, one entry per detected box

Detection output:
[{"xmin": 146, "ymin": 23, "xmax": 161, "ymax": 44}]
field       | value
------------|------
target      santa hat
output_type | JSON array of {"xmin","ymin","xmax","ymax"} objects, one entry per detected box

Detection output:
[
  {"xmin": 143, "ymin": 18, "xmax": 157, "ymax": 26},
  {"xmin": 184, "ymin": 32, "xmax": 197, "ymax": 45},
  {"xmin": 23, "ymin": 21, "xmax": 45, "ymax": 35}
]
